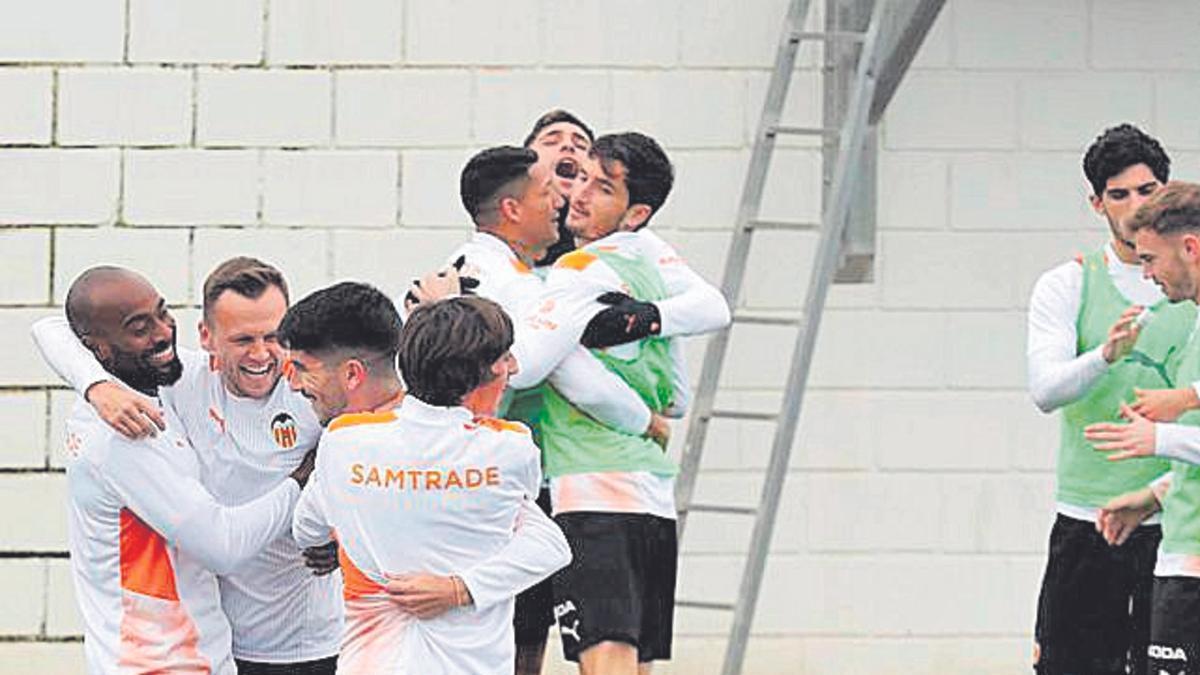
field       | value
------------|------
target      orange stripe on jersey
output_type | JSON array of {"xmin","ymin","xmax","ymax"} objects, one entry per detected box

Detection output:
[
  {"xmin": 510, "ymin": 258, "xmax": 533, "ymax": 275},
  {"xmin": 328, "ymin": 410, "xmax": 398, "ymax": 433},
  {"xmin": 555, "ymin": 250, "xmax": 597, "ymax": 271},
  {"xmin": 338, "ymin": 544, "xmax": 385, "ymax": 600},
  {"xmin": 119, "ymin": 509, "xmax": 179, "ymax": 601},
  {"xmin": 473, "ymin": 416, "xmax": 530, "ymax": 435}
]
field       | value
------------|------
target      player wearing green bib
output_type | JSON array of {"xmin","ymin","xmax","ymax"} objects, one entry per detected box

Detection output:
[
  {"xmin": 507, "ymin": 133, "xmax": 730, "ymax": 674},
  {"xmin": 1028, "ymin": 125, "xmax": 1181, "ymax": 675},
  {"xmin": 1085, "ymin": 182, "xmax": 1200, "ymax": 674}
]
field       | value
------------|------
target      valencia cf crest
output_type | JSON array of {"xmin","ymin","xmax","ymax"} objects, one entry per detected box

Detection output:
[{"xmin": 271, "ymin": 412, "xmax": 299, "ymax": 450}]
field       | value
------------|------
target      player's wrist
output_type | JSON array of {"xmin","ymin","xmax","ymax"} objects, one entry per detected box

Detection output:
[{"xmin": 450, "ymin": 575, "xmax": 473, "ymax": 607}]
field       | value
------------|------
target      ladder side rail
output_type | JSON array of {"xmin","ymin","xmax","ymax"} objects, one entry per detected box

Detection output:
[
  {"xmin": 675, "ymin": 0, "xmax": 816, "ymax": 534},
  {"xmin": 718, "ymin": 2, "xmax": 887, "ymax": 673}
]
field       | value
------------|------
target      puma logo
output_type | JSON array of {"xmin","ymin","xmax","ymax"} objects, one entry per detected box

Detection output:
[
  {"xmin": 1125, "ymin": 345, "xmax": 1177, "ymax": 387},
  {"xmin": 560, "ymin": 618, "xmax": 581, "ymax": 643}
]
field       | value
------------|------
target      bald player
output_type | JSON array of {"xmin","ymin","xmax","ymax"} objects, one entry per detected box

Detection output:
[{"xmin": 53, "ymin": 266, "xmax": 314, "ymax": 673}]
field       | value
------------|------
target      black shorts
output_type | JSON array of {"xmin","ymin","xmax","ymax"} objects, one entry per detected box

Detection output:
[
  {"xmin": 551, "ymin": 511, "xmax": 677, "ymax": 663},
  {"xmin": 1033, "ymin": 513, "xmax": 1159, "ymax": 675},
  {"xmin": 235, "ymin": 655, "xmax": 337, "ymax": 675},
  {"xmin": 513, "ymin": 487, "xmax": 557, "ymax": 645},
  {"xmin": 1149, "ymin": 576, "xmax": 1200, "ymax": 674}
]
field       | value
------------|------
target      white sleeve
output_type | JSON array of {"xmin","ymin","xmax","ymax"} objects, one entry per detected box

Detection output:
[
  {"xmin": 508, "ymin": 265, "xmax": 611, "ymax": 390},
  {"xmin": 292, "ymin": 471, "xmax": 334, "ymax": 549},
  {"xmin": 457, "ymin": 444, "xmax": 569, "ymax": 610},
  {"xmin": 1156, "ymin": 423, "xmax": 1200, "ymax": 466},
  {"xmin": 1027, "ymin": 263, "xmax": 1109, "ymax": 413},
  {"xmin": 1151, "ymin": 470, "xmax": 1174, "ymax": 503},
  {"xmin": 103, "ymin": 440, "xmax": 300, "ymax": 576},
  {"xmin": 663, "ymin": 338, "xmax": 691, "ymax": 418},
  {"xmin": 30, "ymin": 316, "xmax": 112, "ymax": 395},
  {"xmin": 546, "ymin": 348, "xmax": 651, "ymax": 435},
  {"xmin": 651, "ymin": 240, "xmax": 732, "ymax": 337}
]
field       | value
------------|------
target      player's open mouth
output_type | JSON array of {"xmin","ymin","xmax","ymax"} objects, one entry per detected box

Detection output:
[
  {"xmin": 555, "ymin": 158, "xmax": 579, "ymax": 179},
  {"xmin": 147, "ymin": 344, "xmax": 175, "ymax": 366},
  {"xmin": 240, "ymin": 363, "xmax": 274, "ymax": 378},
  {"xmin": 570, "ymin": 203, "xmax": 589, "ymax": 219}
]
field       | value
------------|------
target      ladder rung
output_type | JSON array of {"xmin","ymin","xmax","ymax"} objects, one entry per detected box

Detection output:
[
  {"xmin": 682, "ymin": 503, "xmax": 758, "ymax": 516},
  {"xmin": 745, "ymin": 219, "xmax": 819, "ymax": 231},
  {"xmin": 676, "ymin": 600, "xmax": 736, "ymax": 611},
  {"xmin": 732, "ymin": 311, "xmax": 802, "ymax": 326},
  {"xmin": 708, "ymin": 409, "xmax": 779, "ymax": 421},
  {"xmin": 791, "ymin": 30, "xmax": 867, "ymax": 43},
  {"xmin": 768, "ymin": 125, "xmax": 838, "ymax": 137}
]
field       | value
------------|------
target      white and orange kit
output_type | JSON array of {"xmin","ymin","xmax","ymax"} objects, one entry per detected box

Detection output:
[
  {"xmin": 33, "ymin": 319, "xmax": 343, "ymax": 664},
  {"xmin": 65, "ymin": 400, "xmax": 300, "ymax": 674},
  {"xmin": 292, "ymin": 397, "xmax": 571, "ymax": 674},
  {"xmin": 507, "ymin": 229, "xmax": 731, "ymax": 516}
]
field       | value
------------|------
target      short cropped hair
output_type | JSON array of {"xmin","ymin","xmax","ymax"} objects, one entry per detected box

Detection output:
[
  {"xmin": 398, "ymin": 296, "xmax": 513, "ymax": 407},
  {"xmin": 1129, "ymin": 181, "xmax": 1200, "ymax": 235},
  {"xmin": 202, "ymin": 256, "xmax": 289, "ymax": 322},
  {"xmin": 522, "ymin": 109, "xmax": 595, "ymax": 148},
  {"xmin": 592, "ymin": 132, "xmax": 674, "ymax": 227},
  {"xmin": 1083, "ymin": 123, "xmax": 1170, "ymax": 197},
  {"xmin": 459, "ymin": 146, "xmax": 539, "ymax": 225},
  {"xmin": 278, "ymin": 281, "xmax": 401, "ymax": 370}
]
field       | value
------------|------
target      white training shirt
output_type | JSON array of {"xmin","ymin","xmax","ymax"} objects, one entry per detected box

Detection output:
[
  {"xmin": 32, "ymin": 317, "xmax": 343, "ymax": 663},
  {"xmin": 445, "ymin": 231, "xmax": 652, "ymax": 435},
  {"xmin": 1027, "ymin": 242, "xmax": 1171, "ymax": 523},
  {"xmin": 65, "ymin": 400, "xmax": 299, "ymax": 674},
  {"xmin": 291, "ymin": 397, "xmax": 571, "ymax": 675},
  {"xmin": 510, "ymin": 230, "xmax": 732, "ymax": 518}
]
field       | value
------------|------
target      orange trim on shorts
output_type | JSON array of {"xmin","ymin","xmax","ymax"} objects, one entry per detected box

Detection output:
[
  {"xmin": 119, "ymin": 509, "xmax": 179, "ymax": 601},
  {"xmin": 328, "ymin": 410, "xmax": 398, "ymax": 433},
  {"xmin": 555, "ymin": 250, "xmax": 598, "ymax": 271}
]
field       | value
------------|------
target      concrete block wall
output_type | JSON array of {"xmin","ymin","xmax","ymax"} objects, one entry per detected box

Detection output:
[{"xmin": 1, "ymin": 0, "xmax": 1197, "ymax": 672}]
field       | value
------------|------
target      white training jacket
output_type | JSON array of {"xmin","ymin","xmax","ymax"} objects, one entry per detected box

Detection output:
[
  {"xmin": 292, "ymin": 396, "xmax": 571, "ymax": 674},
  {"xmin": 32, "ymin": 318, "xmax": 343, "ymax": 663},
  {"xmin": 65, "ymin": 400, "xmax": 299, "ymax": 674}
]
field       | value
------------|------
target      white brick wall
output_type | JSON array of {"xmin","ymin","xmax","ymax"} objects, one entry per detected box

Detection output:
[
  {"xmin": 57, "ymin": 68, "xmax": 193, "ymax": 147},
  {"xmin": 2, "ymin": 1, "xmax": 1195, "ymax": 672},
  {"xmin": 0, "ymin": 69, "xmax": 53, "ymax": 143}
]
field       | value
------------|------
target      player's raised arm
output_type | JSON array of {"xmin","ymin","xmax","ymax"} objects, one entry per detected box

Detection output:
[{"xmin": 32, "ymin": 315, "xmax": 165, "ymax": 438}]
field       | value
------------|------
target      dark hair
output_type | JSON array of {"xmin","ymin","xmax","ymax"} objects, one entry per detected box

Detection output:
[
  {"xmin": 592, "ymin": 132, "xmax": 674, "ymax": 227},
  {"xmin": 278, "ymin": 281, "xmax": 401, "ymax": 372},
  {"xmin": 202, "ymin": 256, "xmax": 289, "ymax": 322},
  {"xmin": 1129, "ymin": 181, "xmax": 1200, "ymax": 235},
  {"xmin": 1083, "ymin": 123, "xmax": 1170, "ymax": 197},
  {"xmin": 398, "ymin": 296, "xmax": 513, "ymax": 407},
  {"xmin": 459, "ymin": 146, "xmax": 539, "ymax": 225},
  {"xmin": 522, "ymin": 109, "xmax": 595, "ymax": 148}
]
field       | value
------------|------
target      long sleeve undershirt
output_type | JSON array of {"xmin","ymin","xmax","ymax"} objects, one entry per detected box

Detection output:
[{"xmin": 1027, "ymin": 242, "xmax": 1183, "ymax": 413}]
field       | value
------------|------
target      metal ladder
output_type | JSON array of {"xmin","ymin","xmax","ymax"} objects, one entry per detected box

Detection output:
[{"xmin": 672, "ymin": 1, "xmax": 944, "ymax": 673}]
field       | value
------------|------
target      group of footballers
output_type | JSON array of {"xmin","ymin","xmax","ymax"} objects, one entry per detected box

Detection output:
[
  {"xmin": 32, "ymin": 109, "xmax": 731, "ymax": 674},
  {"xmin": 1030, "ymin": 123, "xmax": 1200, "ymax": 675}
]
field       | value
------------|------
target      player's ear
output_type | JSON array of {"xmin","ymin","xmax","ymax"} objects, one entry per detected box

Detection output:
[
  {"xmin": 343, "ymin": 358, "xmax": 368, "ymax": 391},
  {"xmin": 198, "ymin": 319, "xmax": 212, "ymax": 352},
  {"xmin": 1183, "ymin": 233, "xmax": 1200, "ymax": 263},
  {"xmin": 81, "ymin": 334, "xmax": 111, "ymax": 362},
  {"xmin": 621, "ymin": 204, "xmax": 652, "ymax": 232},
  {"xmin": 498, "ymin": 195, "xmax": 521, "ymax": 224}
]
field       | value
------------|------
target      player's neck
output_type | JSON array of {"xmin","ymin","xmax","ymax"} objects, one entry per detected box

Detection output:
[
  {"xmin": 485, "ymin": 224, "xmax": 541, "ymax": 267},
  {"xmin": 1110, "ymin": 237, "xmax": 1139, "ymax": 265},
  {"xmin": 346, "ymin": 377, "xmax": 405, "ymax": 415}
]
